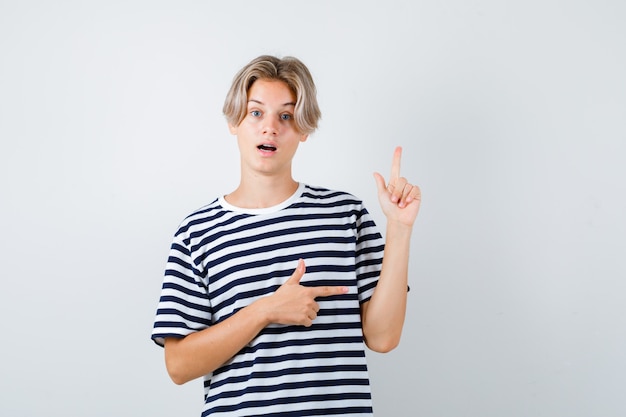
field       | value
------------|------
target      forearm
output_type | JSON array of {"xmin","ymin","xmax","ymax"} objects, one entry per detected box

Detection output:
[
  {"xmin": 163, "ymin": 263, "xmax": 342, "ymax": 385},
  {"xmin": 362, "ymin": 220, "xmax": 412, "ymax": 352},
  {"xmin": 165, "ymin": 299, "xmax": 270, "ymax": 385}
]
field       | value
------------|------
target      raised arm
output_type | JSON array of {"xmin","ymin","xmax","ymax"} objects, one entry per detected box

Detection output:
[{"xmin": 361, "ymin": 146, "xmax": 421, "ymax": 352}]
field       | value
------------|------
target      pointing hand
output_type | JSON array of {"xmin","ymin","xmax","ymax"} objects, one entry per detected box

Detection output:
[
  {"xmin": 264, "ymin": 259, "xmax": 348, "ymax": 327},
  {"xmin": 373, "ymin": 146, "xmax": 421, "ymax": 226}
]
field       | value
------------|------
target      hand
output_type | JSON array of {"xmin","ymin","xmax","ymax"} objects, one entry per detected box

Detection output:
[
  {"xmin": 373, "ymin": 146, "xmax": 421, "ymax": 227},
  {"xmin": 262, "ymin": 259, "xmax": 348, "ymax": 327}
]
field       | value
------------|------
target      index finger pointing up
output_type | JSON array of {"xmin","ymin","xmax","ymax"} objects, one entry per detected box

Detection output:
[{"xmin": 391, "ymin": 146, "xmax": 403, "ymax": 182}]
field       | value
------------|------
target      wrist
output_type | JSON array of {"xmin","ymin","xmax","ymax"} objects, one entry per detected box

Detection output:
[
  {"xmin": 385, "ymin": 220, "xmax": 413, "ymax": 238},
  {"xmin": 247, "ymin": 296, "xmax": 274, "ymax": 328}
]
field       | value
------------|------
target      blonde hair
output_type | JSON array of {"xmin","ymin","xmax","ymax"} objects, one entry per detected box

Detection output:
[{"xmin": 223, "ymin": 55, "xmax": 321, "ymax": 134}]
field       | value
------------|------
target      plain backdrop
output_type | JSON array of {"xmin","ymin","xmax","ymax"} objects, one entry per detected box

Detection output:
[{"xmin": 1, "ymin": 1, "xmax": 625, "ymax": 416}]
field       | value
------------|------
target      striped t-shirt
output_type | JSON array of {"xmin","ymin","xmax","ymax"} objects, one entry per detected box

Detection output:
[{"xmin": 152, "ymin": 183, "xmax": 385, "ymax": 416}]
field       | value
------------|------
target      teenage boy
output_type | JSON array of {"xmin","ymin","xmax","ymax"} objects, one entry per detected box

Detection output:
[{"xmin": 152, "ymin": 55, "xmax": 421, "ymax": 416}]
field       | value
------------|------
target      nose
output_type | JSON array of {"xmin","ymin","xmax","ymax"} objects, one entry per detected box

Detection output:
[{"xmin": 261, "ymin": 117, "xmax": 279, "ymax": 136}]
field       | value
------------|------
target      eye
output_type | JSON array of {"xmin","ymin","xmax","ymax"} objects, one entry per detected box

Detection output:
[
  {"xmin": 280, "ymin": 113, "xmax": 292, "ymax": 121},
  {"xmin": 250, "ymin": 110, "xmax": 262, "ymax": 117}
]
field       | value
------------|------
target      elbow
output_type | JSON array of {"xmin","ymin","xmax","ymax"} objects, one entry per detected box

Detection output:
[
  {"xmin": 167, "ymin": 368, "xmax": 188, "ymax": 386},
  {"xmin": 164, "ymin": 340, "xmax": 192, "ymax": 385},
  {"xmin": 364, "ymin": 335, "xmax": 401, "ymax": 353},
  {"xmin": 165, "ymin": 356, "xmax": 189, "ymax": 385}
]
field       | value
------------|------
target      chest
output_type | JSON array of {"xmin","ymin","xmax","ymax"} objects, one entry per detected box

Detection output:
[{"xmin": 197, "ymin": 217, "xmax": 359, "ymax": 323}]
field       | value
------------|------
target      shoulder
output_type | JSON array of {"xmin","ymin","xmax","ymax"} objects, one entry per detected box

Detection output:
[
  {"xmin": 296, "ymin": 184, "xmax": 374, "ymax": 224},
  {"xmin": 301, "ymin": 184, "xmax": 363, "ymax": 205},
  {"xmin": 172, "ymin": 198, "xmax": 226, "ymax": 239}
]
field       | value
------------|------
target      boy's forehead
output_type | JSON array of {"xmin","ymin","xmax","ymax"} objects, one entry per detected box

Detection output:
[{"xmin": 247, "ymin": 79, "xmax": 296, "ymax": 106}]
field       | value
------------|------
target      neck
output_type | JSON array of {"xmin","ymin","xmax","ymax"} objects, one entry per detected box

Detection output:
[{"xmin": 225, "ymin": 174, "xmax": 300, "ymax": 209}]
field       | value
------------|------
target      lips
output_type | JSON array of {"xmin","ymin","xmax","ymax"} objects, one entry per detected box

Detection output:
[{"xmin": 257, "ymin": 144, "xmax": 277, "ymax": 152}]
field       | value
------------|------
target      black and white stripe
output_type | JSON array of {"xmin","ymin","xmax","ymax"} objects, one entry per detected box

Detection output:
[{"xmin": 152, "ymin": 183, "xmax": 384, "ymax": 416}]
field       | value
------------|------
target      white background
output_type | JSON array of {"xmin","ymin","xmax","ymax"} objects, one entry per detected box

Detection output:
[{"xmin": 1, "ymin": 1, "xmax": 625, "ymax": 416}]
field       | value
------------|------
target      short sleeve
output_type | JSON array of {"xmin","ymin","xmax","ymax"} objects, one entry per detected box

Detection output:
[
  {"xmin": 354, "ymin": 205, "xmax": 385, "ymax": 304},
  {"xmin": 151, "ymin": 233, "xmax": 212, "ymax": 347}
]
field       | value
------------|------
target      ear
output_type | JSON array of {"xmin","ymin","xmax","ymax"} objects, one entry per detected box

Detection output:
[
  {"xmin": 228, "ymin": 123, "xmax": 238, "ymax": 135},
  {"xmin": 300, "ymin": 133, "xmax": 309, "ymax": 143}
]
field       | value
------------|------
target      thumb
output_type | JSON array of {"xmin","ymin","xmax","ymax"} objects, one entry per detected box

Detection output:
[
  {"xmin": 373, "ymin": 172, "xmax": 388, "ymax": 195},
  {"xmin": 285, "ymin": 259, "xmax": 306, "ymax": 285}
]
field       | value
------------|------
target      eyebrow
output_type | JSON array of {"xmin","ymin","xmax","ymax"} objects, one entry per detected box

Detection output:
[{"xmin": 248, "ymin": 99, "xmax": 296, "ymax": 107}]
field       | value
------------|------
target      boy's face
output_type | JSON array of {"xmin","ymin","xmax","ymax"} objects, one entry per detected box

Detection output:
[{"xmin": 229, "ymin": 79, "xmax": 308, "ymax": 179}]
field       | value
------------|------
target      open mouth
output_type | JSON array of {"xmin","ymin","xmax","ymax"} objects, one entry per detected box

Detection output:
[{"xmin": 257, "ymin": 144, "xmax": 277, "ymax": 152}]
